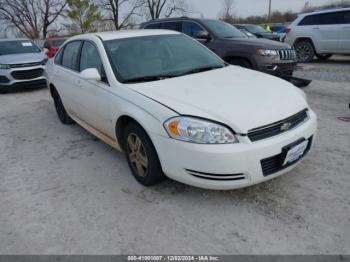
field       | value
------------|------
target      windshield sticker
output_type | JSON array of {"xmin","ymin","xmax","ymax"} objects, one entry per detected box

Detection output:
[{"xmin": 22, "ymin": 42, "xmax": 33, "ymax": 47}]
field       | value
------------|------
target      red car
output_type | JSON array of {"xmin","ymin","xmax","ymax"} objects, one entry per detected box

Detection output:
[{"xmin": 43, "ymin": 37, "xmax": 67, "ymax": 58}]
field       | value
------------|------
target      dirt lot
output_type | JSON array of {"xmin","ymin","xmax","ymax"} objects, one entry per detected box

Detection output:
[{"xmin": 0, "ymin": 56, "xmax": 349, "ymax": 255}]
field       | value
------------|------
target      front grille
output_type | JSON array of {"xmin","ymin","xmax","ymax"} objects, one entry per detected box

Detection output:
[
  {"xmin": 261, "ymin": 137, "xmax": 313, "ymax": 176},
  {"xmin": 11, "ymin": 69, "xmax": 44, "ymax": 80},
  {"xmin": 0, "ymin": 76, "xmax": 10, "ymax": 84},
  {"xmin": 248, "ymin": 109, "xmax": 309, "ymax": 142},
  {"xmin": 278, "ymin": 49, "xmax": 296, "ymax": 60},
  {"xmin": 186, "ymin": 169, "xmax": 246, "ymax": 181},
  {"xmin": 9, "ymin": 62, "xmax": 42, "ymax": 68}
]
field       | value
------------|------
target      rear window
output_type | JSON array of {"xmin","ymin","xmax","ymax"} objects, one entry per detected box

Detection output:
[{"xmin": 299, "ymin": 11, "xmax": 350, "ymax": 25}]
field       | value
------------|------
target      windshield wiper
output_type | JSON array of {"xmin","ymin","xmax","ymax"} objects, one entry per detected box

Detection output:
[
  {"xmin": 122, "ymin": 75, "xmax": 174, "ymax": 83},
  {"xmin": 174, "ymin": 65, "xmax": 225, "ymax": 77}
]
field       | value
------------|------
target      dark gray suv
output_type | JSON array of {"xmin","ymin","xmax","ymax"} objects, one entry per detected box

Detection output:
[{"xmin": 141, "ymin": 18, "xmax": 297, "ymax": 78}]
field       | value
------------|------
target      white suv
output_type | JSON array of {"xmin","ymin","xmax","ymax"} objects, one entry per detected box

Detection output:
[{"xmin": 285, "ymin": 8, "xmax": 350, "ymax": 62}]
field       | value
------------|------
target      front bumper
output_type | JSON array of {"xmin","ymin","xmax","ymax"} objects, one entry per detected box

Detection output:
[
  {"xmin": 259, "ymin": 61, "xmax": 297, "ymax": 77},
  {"xmin": 151, "ymin": 110, "xmax": 317, "ymax": 190},
  {"xmin": 0, "ymin": 65, "xmax": 47, "ymax": 91}
]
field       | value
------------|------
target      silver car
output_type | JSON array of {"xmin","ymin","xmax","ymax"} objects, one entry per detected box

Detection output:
[{"xmin": 0, "ymin": 38, "xmax": 47, "ymax": 93}]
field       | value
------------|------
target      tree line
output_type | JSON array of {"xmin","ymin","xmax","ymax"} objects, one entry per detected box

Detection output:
[{"xmin": 0, "ymin": 0, "xmax": 186, "ymax": 39}]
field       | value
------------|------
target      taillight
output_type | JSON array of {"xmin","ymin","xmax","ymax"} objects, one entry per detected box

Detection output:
[{"xmin": 285, "ymin": 26, "xmax": 292, "ymax": 33}]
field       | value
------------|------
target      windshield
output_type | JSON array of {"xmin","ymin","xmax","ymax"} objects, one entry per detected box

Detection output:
[
  {"xmin": 0, "ymin": 40, "xmax": 41, "ymax": 56},
  {"xmin": 244, "ymin": 25, "xmax": 267, "ymax": 34},
  {"xmin": 104, "ymin": 34, "xmax": 226, "ymax": 83},
  {"xmin": 52, "ymin": 39, "xmax": 66, "ymax": 47},
  {"xmin": 202, "ymin": 20, "xmax": 247, "ymax": 39}
]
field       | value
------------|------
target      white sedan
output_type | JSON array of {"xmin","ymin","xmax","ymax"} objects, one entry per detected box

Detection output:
[{"xmin": 45, "ymin": 30, "xmax": 317, "ymax": 190}]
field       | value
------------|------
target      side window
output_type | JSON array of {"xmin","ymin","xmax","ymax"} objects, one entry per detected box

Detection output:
[
  {"xmin": 61, "ymin": 41, "xmax": 81, "ymax": 71},
  {"xmin": 80, "ymin": 41, "xmax": 107, "ymax": 83},
  {"xmin": 161, "ymin": 22, "xmax": 182, "ymax": 32},
  {"xmin": 54, "ymin": 47, "xmax": 64, "ymax": 65},
  {"xmin": 299, "ymin": 14, "xmax": 321, "ymax": 26},
  {"xmin": 183, "ymin": 22, "xmax": 206, "ymax": 38},
  {"xmin": 144, "ymin": 23, "xmax": 161, "ymax": 29}
]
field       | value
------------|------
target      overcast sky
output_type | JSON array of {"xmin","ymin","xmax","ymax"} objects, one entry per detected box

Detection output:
[{"xmin": 187, "ymin": 0, "xmax": 335, "ymax": 18}]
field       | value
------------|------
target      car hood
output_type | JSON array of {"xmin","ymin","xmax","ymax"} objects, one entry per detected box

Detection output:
[
  {"xmin": 127, "ymin": 66, "xmax": 308, "ymax": 133},
  {"xmin": 0, "ymin": 52, "xmax": 46, "ymax": 65},
  {"xmin": 224, "ymin": 37, "xmax": 290, "ymax": 49}
]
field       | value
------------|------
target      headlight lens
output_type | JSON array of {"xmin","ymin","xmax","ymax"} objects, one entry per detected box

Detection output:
[
  {"xmin": 258, "ymin": 49, "xmax": 279, "ymax": 57},
  {"xmin": 0, "ymin": 64, "xmax": 10, "ymax": 69},
  {"xmin": 164, "ymin": 116, "xmax": 238, "ymax": 144}
]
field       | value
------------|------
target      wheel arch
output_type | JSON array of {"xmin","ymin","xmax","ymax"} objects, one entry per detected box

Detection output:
[{"xmin": 294, "ymin": 37, "xmax": 317, "ymax": 52}]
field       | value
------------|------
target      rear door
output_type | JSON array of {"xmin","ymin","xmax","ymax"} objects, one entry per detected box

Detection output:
[{"xmin": 53, "ymin": 40, "xmax": 82, "ymax": 116}]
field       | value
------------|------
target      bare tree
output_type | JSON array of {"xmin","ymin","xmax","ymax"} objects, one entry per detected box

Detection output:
[
  {"xmin": 218, "ymin": 0, "xmax": 235, "ymax": 23},
  {"xmin": 141, "ymin": 0, "xmax": 186, "ymax": 20},
  {"xmin": 100, "ymin": 0, "xmax": 143, "ymax": 30},
  {"xmin": 0, "ymin": 0, "xmax": 67, "ymax": 39},
  {"xmin": 40, "ymin": 0, "xmax": 67, "ymax": 38}
]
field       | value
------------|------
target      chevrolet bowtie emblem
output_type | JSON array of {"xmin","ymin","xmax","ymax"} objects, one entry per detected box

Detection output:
[{"xmin": 281, "ymin": 122, "xmax": 292, "ymax": 131}]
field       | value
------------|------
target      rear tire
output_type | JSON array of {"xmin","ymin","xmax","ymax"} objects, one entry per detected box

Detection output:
[
  {"xmin": 316, "ymin": 53, "xmax": 332, "ymax": 60},
  {"xmin": 295, "ymin": 41, "xmax": 315, "ymax": 63},
  {"xmin": 123, "ymin": 122, "xmax": 166, "ymax": 187},
  {"xmin": 51, "ymin": 87, "xmax": 74, "ymax": 125},
  {"xmin": 228, "ymin": 58, "xmax": 252, "ymax": 69}
]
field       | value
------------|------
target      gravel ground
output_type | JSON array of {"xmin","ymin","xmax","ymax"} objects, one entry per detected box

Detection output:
[{"xmin": 0, "ymin": 56, "xmax": 349, "ymax": 255}]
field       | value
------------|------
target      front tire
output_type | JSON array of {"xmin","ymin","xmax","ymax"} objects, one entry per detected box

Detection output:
[
  {"xmin": 123, "ymin": 122, "xmax": 166, "ymax": 186},
  {"xmin": 295, "ymin": 41, "xmax": 315, "ymax": 63},
  {"xmin": 51, "ymin": 88, "xmax": 74, "ymax": 125}
]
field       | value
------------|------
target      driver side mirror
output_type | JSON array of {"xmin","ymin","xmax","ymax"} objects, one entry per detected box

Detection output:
[
  {"xmin": 196, "ymin": 31, "xmax": 211, "ymax": 42},
  {"xmin": 80, "ymin": 68, "xmax": 101, "ymax": 81}
]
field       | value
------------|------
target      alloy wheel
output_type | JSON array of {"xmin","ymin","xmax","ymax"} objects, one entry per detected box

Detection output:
[
  {"xmin": 296, "ymin": 44, "xmax": 312, "ymax": 62},
  {"xmin": 126, "ymin": 133, "xmax": 149, "ymax": 177}
]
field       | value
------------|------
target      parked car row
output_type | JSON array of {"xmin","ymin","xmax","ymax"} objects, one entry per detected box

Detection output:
[
  {"xmin": 285, "ymin": 8, "xmax": 350, "ymax": 62},
  {"xmin": 0, "ymin": 17, "xmax": 318, "ymax": 190},
  {"xmin": 44, "ymin": 29, "xmax": 317, "ymax": 190}
]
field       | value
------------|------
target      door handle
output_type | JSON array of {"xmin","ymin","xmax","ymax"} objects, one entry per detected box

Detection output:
[
  {"xmin": 343, "ymin": 26, "xmax": 350, "ymax": 29},
  {"xmin": 312, "ymin": 27, "xmax": 319, "ymax": 30}
]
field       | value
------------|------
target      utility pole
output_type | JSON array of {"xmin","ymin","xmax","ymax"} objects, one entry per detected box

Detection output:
[{"xmin": 268, "ymin": 0, "xmax": 272, "ymax": 21}]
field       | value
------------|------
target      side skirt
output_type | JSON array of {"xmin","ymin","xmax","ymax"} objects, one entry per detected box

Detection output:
[{"xmin": 69, "ymin": 113, "xmax": 122, "ymax": 152}]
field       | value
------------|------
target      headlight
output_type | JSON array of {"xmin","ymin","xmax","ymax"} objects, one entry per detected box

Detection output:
[
  {"xmin": 0, "ymin": 64, "xmax": 10, "ymax": 69},
  {"xmin": 164, "ymin": 116, "xmax": 238, "ymax": 144},
  {"xmin": 258, "ymin": 49, "xmax": 279, "ymax": 57}
]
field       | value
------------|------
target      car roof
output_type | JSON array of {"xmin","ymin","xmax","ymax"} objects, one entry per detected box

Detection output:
[
  {"xmin": 47, "ymin": 37, "xmax": 68, "ymax": 41},
  {"xmin": 142, "ymin": 17, "xmax": 220, "ymax": 25},
  {"xmin": 0, "ymin": 38, "xmax": 32, "ymax": 42},
  {"xmin": 69, "ymin": 29, "xmax": 180, "ymax": 42},
  {"xmin": 299, "ymin": 7, "xmax": 350, "ymax": 16}
]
